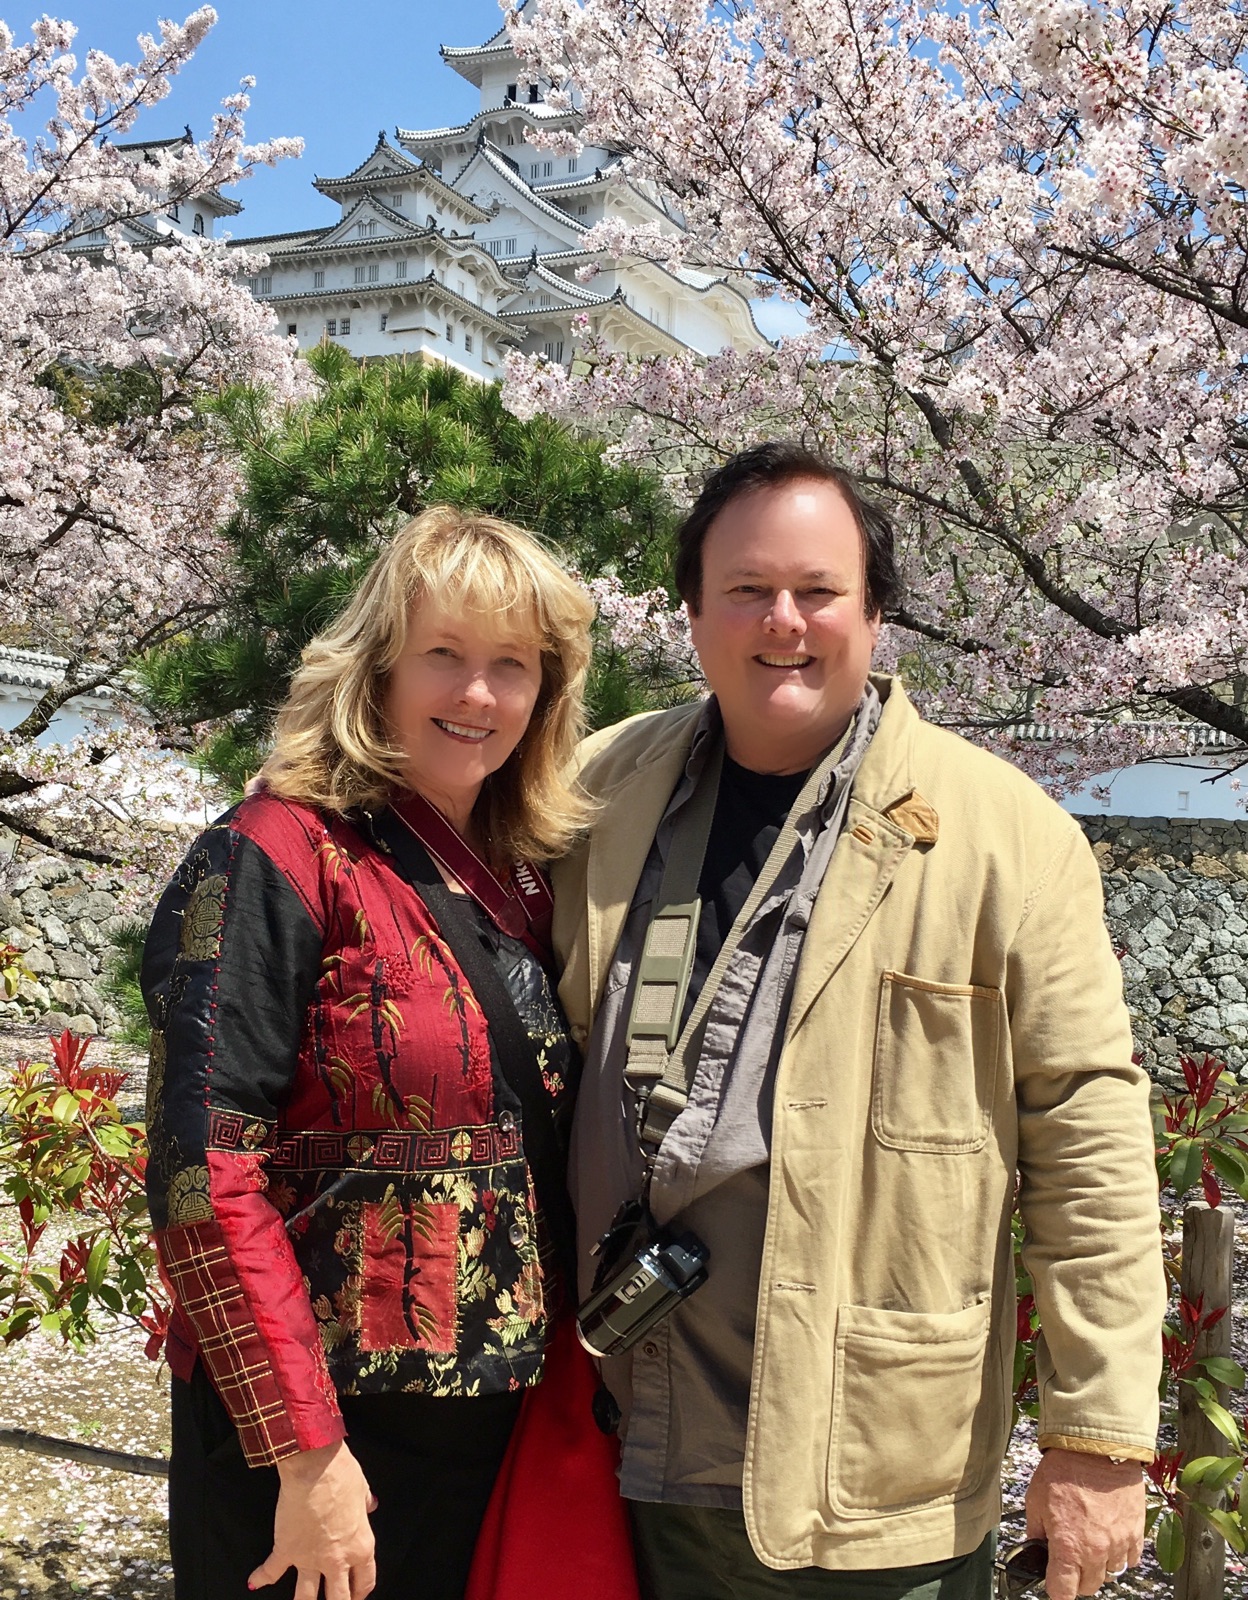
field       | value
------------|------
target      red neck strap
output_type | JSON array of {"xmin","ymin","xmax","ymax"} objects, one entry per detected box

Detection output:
[{"xmin": 389, "ymin": 791, "xmax": 554, "ymax": 964}]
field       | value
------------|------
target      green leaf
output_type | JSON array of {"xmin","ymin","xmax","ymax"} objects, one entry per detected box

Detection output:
[
  {"xmin": 1196, "ymin": 1392, "xmax": 1245, "ymax": 1448},
  {"xmin": 1198, "ymin": 1356, "xmax": 1247, "ymax": 1389},
  {"xmin": 1209, "ymin": 1145, "xmax": 1248, "ymax": 1194},
  {"xmin": 1196, "ymin": 1506, "xmax": 1248, "ymax": 1554},
  {"xmin": 1155, "ymin": 1510, "xmax": 1185, "ymax": 1572},
  {"xmin": 50, "ymin": 1090, "xmax": 80, "ymax": 1125},
  {"xmin": 1170, "ymin": 1137, "xmax": 1204, "ymax": 1196},
  {"xmin": 1180, "ymin": 1454, "xmax": 1244, "ymax": 1492},
  {"xmin": 1181, "ymin": 1454, "xmax": 1230, "ymax": 1488},
  {"xmin": 95, "ymin": 1283, "xmax": 123, "ymax": 1313},
  {"xmin": 85, "ymin": 1236, "xmax": 110, "ymax": 1294}
]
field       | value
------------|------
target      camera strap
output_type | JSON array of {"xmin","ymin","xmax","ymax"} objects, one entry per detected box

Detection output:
[
  {"xmin": 364, "ymin": 806, "xmax": 579, "ymax": 1290},
  {"xmin": 623, "ymin": 732, "xmax": 847, "ymax": 1165}
]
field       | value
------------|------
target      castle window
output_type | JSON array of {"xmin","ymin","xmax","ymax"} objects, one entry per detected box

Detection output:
[
  {"xmin": 259, "ymin": 275, "xmax": 272, "ymax": 294},
  {"xmin": 542, "ymin": 161, "xmax": 553, "ymax": 178},
  {"xmin": 528, "ymin": 83, "xmax": 540, "ymax": 103},
  {"xmin": 396, "ymin": 260, "xmax": 408, "ymax": 279},
  {"xmin": 391, "ymin": 193, "xmax": 403, "ymax": 209},
  {"xmin": 543, "ymin": 340, "xmax": 564, "ymax": 361},
  {"xmin": 504, "ymin": 238, "xmax": 516, "ymax": 255},
  {"xmin": 326, "ymin": 319, "xmax": 337, "ymax": 336},
  {"xmin": 464, "ymin": 333, "xmax": 473, "ymax": 353},
  {"xmin": 506, "ymin": 83, "xmax": 517, "ymax": 103},
  {"xmin": 568, "ymin": 158, "xmax": 578, "ymax": 174},
  {"xmin": 354, "ymin": 266, "xmax": 366, "ymax": 284},
  {"xmin": 446, "ymin": 324, "xmax": 454, "ymax": 341},
  {"xmin": 578, "ymin": 205, "xmax": 588, "ymax": 216},
  {"xmin": 287, "ymin": 324, "xmax": 297, "ymax": 336},
  {"xmin": 192, "ymin": 213, "xmax": 205, "ymax": 235},
  {"xmin": 506, "ymin": 134, "xmax": 516, "ymax": 146},
  {"xmin": 368, "ymin": 263, "xmax": 380, "ymax": 282},
  {"xmin": 313, "ymin": 269, "xmax": 325, "ymax": 288},
  {"xmin": 380, "ymin": 312, "xmax": 388, "ymax": 331},
  {"xmin": 167, "ymin": 203, "xmax": 180, "ymax": 222},
  {"xmin": 340, "ymin": 317, "xmax": 351, "ymax": 335}
]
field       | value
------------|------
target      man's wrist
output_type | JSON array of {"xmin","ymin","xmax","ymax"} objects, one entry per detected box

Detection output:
[{"xmin": 1037, "ymin": 1432, "xmax": 1153, "ymax": 1465}]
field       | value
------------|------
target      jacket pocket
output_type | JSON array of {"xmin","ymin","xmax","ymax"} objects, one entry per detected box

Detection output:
[
  {"xmin": 872, "ymin": 972, "xmax": 1003, "ymax": 1153},
  {"xmin": 827, "ymin": 1300, "xmax": 996, "ymax": 1516}
]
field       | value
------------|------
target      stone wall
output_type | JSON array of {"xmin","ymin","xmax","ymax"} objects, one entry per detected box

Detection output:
[
  {"xmin": 1079, "ymin": 816, "xmax": 1248, "ymax": 1081},
  {"xmin": 2, "ymin": 817, "xmax": 1246, "ymax": 1082},
  {"xmin": 0, "ymin": 844, "xmax": 144, "ymax": 1036}
]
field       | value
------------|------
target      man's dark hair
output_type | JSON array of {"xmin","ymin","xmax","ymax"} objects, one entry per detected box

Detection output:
[{"xmin": 674, "ymin": 442, "xmax": 902, "ymax": 619}]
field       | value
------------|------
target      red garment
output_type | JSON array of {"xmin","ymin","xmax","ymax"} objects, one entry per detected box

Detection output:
[
  {"xmin": 143, "ymin": 793, "xmax": 577, "ymax": 1466},
  {"xmin": 467, "ymin": 1316, "xmax": 640, "ymax": 1600}
]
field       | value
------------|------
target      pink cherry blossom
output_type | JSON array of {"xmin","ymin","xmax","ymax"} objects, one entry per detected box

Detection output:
[
  {"xmin": 503, "ymin": 0, "xmax": 1248, "ymax": 796},
  {"xmin": 0, "ymin": 10, "xmax": 307, "ymax": 874}
]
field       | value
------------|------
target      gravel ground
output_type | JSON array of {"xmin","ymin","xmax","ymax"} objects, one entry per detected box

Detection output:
[{"xmin": 2, "ymin": 1023, "xmax": 1248, "ymax": 1597}]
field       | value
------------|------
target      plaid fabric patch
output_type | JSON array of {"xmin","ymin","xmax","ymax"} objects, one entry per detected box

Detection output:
[{"xmin": 159, "ymin": 1218, "xmax": 302, "ymax": 1467}]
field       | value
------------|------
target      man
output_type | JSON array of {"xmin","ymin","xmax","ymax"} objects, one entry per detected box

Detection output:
[{"xmin": 551, "ymin": 443, "xmax": 1165, "ymax": 1600}]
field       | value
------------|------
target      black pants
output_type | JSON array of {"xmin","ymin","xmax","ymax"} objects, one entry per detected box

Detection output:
[
  {"xmin": 630, "ymin": 1504, "xmax": 995, "ymax": 1600},
  {"xmin": 169, "ymin": 1363, "xmax": 523, "ymax": 1600}
]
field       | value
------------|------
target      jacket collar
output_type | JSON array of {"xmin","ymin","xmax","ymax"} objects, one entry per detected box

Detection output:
[{"xmin": 612, "ymin": 674, "xmax": 937, "ymax": 839}]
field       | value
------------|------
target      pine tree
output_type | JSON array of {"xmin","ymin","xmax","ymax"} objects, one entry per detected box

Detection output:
[{"xmin": 142, "ymin": 345, "xmax": 685, "ymax": 791}]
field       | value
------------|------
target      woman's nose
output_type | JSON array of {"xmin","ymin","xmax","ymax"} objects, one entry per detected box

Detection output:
[{"xmin": 457, "ymin": 670, "xmax": 495, "ymax": 708}]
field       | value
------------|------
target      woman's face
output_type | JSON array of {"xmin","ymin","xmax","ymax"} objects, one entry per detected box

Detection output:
[{"xmin": 385, "ymin": 599, "xmax": 544, "ymax": 826}]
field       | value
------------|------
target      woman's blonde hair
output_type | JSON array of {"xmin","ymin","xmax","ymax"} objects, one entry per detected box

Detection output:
[{"xmin": 261, "ymin": 506, "xmax": 596, "ymax": 866}]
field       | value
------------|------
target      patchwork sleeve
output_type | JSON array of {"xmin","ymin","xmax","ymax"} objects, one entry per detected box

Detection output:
[{"xmin": 142, "ymin": 807, "xmax": 344, "ymax": 1467}]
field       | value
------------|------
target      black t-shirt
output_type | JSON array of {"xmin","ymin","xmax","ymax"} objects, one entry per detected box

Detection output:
[{"xmin": 682, "ymin": 754, "xmax": 810, "ymax": 1022}]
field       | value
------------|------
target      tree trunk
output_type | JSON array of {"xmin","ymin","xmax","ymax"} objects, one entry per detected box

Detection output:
[{"xmin": 1176, "ymin": 1201, "xmax": 1236, "ymax": 1600}]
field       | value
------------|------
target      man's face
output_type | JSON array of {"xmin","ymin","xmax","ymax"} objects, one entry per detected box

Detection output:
[{"xmin": 688, "ymin": 478, "xmax": 880, "ymax": 774}]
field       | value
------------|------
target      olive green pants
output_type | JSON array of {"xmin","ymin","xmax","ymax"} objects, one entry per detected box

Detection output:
[{"xmin": 629, "ymin": 1504, "xmax": 995, "ymax": 1600}]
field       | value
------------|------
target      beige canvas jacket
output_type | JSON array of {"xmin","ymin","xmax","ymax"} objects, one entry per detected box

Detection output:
[{"xmin": 551, "ymin": 675, "xmax": 1165, "ymax": 1572}]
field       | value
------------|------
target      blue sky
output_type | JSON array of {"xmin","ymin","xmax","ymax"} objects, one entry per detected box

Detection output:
[{"xmin": 16, "ymin": 1, "xmax": 517, "ymax": 236}]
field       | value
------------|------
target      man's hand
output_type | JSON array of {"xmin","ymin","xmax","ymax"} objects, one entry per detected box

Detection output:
[
  {"xmin": 1025, "ymin": 1448, "xmax": 1144, "ymax": 1600},
  {"xmin": 249, "ymin": 1439, "xmax": 378, "ymax": 1600}
]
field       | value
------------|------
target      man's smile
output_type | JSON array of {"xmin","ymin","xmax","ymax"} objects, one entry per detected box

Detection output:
[{"xmin": 755, "ymin": 652, "xmax": 815, "ymax": 669}]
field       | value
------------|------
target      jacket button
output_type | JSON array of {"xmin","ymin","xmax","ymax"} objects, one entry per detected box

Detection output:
[
  {"xmin": 508, "ymin": 1222, "xmax": 528, "ymax": 1247},
  {"xmin": 642, "ymin": 1341, "xmax": 660, "ymax": 1359},
  {"xmin": 498, "ymin": 1110, "xmax": 516, "ymax": 1134}
]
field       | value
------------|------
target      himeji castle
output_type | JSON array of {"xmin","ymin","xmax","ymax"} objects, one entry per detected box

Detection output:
[{"xmin": 230, "ymin": 3, "xmax": 767, "ymax": 375}]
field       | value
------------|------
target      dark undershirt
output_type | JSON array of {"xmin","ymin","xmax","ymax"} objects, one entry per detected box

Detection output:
[{"xmin": 682, "ymin": 755, "xmax": 810, "ymax": 1025}]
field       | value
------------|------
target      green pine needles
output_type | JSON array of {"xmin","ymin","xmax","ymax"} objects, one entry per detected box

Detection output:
[{"xmin": 141, "ymin": 346, "xmax": 683, "ymax": 795}]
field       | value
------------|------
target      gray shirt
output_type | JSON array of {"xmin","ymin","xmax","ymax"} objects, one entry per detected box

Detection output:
[{"xmin": 568, "ymin": 687, "xmax": 881, "ymax": 1506}]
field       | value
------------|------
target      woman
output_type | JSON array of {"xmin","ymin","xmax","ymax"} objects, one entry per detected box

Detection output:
[{"xmin": 142, "ymin": 507, "xmax": 595, "ymax": 1600}]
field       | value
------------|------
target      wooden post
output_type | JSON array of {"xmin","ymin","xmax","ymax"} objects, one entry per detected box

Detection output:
[{"xmin": 1176, "ymin": 1200, "xmax": 1237, "ymax": 1600}]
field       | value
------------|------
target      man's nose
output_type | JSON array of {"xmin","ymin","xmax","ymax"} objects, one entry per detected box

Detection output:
[{"xmin": 766, "ymin": 589, "xmax": 803, "ymax": 632}]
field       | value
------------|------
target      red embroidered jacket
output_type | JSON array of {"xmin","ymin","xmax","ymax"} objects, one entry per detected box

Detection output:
[{"xmin": 142, "ymin": 793, "xmax": 576, "ymax": 1467}]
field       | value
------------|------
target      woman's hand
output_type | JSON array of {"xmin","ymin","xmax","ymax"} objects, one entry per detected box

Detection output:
[{"xmin": 249, "ymin": 1440, "xmax": 378, "ymax": 1600}]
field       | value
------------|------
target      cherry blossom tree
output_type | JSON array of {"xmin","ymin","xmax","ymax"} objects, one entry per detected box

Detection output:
[
  {"xmin": 504, "ymin": 0, "xmax": 1248, "ymax": 791},
  {"xmin": 0, "ymin": 9, "xmax": 306, "ymax": 869}
]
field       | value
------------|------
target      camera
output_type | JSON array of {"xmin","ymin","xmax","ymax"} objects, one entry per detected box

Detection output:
[{"xmin": 576, "ymin": 1216, "xmax": 710, "ymax": 1359}]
